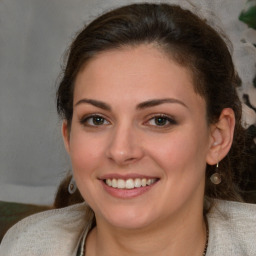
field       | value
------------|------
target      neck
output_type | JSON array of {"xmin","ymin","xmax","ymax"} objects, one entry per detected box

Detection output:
[{"xmin": 86, "ymin": 207, "xmax": 207, "ymax": 256}]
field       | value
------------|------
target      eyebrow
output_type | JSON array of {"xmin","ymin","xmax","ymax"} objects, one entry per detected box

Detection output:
[
  {"xmin": 136, "ymin": 98, "xmax": 188, "ymax": 109},
  {"xmin": 75, "ymin": 99, "xmax": 111, "ymax": 111},
  {"xmin": 75, "ymin": 98, "xmax": 187, "ymax": 111}
]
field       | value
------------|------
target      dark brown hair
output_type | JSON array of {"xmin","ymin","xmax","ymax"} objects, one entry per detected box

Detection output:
[{"xmin": 56, "ymin": 3, "xmax": 246, "ymax": 205}]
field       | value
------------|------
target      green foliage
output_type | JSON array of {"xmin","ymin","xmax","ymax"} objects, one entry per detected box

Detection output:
[{"xmin": 239, "ymin": 0, "xmax": 256, "ymax": 29}]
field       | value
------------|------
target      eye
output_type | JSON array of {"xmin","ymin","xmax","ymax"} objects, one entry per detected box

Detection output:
[
  {"xmin": 80, "ymin": 115, "xmax": 110, "ymax": 127},
  {"xmin": 146, "ymin": 115, "xmax": 177, "ymax": 127}
]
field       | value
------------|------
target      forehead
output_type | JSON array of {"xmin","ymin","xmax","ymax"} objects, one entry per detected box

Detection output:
[{"xmin": 74, "ymin": 44, "xmax": 205, "ymax": 111}]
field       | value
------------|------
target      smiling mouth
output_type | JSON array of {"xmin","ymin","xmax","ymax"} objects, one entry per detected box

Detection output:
[{"xmin": 104, "ymin": 178, "xmax": 158, "ymax": 189}]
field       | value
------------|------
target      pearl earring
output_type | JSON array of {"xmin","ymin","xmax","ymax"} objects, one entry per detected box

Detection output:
[
  {"xmin": 210, "ymin": 162, "xmax": 222, "ymax": 185},
  {"xmin": 68, "ymin": 175, "xmax": 77, "ymax": 194}
]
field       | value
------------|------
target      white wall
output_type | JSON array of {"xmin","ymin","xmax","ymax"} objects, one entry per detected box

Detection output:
[{"xmin": 0, "ymin": 0, "xmax": 251, "ymax": 204}]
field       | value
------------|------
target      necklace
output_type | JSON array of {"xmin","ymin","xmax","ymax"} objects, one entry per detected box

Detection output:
[{"xmin": 202, "ymin": 218, "xmax": 209, "ymax": 256}]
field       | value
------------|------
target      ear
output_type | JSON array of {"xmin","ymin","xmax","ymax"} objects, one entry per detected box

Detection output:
[
  {"xmin": 62, "ymin": 120, "xmax": 70, "ymax": 154},
  {"xmin": 206, "ymin": 108, "xmax": 235, "ymax": 165}
]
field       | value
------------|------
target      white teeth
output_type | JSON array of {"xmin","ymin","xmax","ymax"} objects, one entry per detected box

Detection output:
[
  {"xmin": 105, "ymin": 178, "xmax": 157, "ymax": 189},
  {"xmin": 117, "ymin": 179, "xmax": 125, "ymax": 189},
  {"xmin": 147, "ymin": 179, "xmax": 154, "ymax": 185},
  {"xmin": 106, "ymin": 179, "xmax": 112, "ymax": 186},
  {"xmin": 126, "ymin": 179, "xmax": 134, "ymax": 189},
  {"xmin": 134, "ymin": 178, "xmax": 141, "ymax": 188},
  {"xmin": 112, "ymin": 179, "xmax": 118, "ymax": 188}
]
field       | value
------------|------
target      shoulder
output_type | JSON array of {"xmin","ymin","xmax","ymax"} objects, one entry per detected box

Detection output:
[
  {"xmin": 207, "ymin": 200, "xmax": 256, "ymax": 255},
  {"xmin": 0, "ymin": 202, "xmax": 93, "ymax": 256}
]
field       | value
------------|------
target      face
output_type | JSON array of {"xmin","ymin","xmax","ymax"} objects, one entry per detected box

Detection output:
[{"xmin": 63, "ymin": 44, "xmax": 213, "ymax": 230}]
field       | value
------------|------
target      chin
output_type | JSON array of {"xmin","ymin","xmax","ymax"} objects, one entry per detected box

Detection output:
[
  {"xmin": 107, "ymin": 217, "xmax": 154, "ymax": 230},
  {"xmin": 96, "ymin": 205, "xmax": 157, "ymax": 230}
]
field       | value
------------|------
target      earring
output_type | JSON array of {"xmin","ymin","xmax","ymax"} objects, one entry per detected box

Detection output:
[
  {"xmin": 68, "ymin": 175, "xmax": 77, "ymax": 194},
  {"xmin": 210, "ymin": 163, "xmax": 222, "ymax": 185}
]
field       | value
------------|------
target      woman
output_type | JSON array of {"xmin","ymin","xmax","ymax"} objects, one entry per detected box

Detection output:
[{"xmin": 1, "ymin": 3, "xmax": 255, "ymax": 256}]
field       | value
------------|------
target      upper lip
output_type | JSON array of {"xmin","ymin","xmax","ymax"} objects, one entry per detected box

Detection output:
[{"xmin": 99, "ymin": 173, "xmax": 159, "ymax": 180}]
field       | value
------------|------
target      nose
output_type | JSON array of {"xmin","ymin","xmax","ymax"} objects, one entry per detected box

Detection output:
[{"xmin": 105, "ymin": 123, "xmax": 144, "ymax": 165}]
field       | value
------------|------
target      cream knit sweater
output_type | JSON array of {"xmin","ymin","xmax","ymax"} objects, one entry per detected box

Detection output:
[{"xmin": 0, "ymin": 200, "xmax": 256, "ymax": 256}]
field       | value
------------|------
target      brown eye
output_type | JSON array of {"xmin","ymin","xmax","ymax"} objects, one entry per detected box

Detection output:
[
  {"xmin": 80, "ymin": 115, "xmax": 110, "ymax": 126},
  {"xmin": 92, "ymin": 116, "xmax": 105, "ymax": 125},
  {"xmin": 154, "ymin": 117, "xmax": 168, "ymax": 126},
  {"xmin": 147, "ymin": 115, "xmax": 177, "ymax": 127}
]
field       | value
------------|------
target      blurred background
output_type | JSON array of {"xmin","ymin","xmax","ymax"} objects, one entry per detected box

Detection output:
[{"xmin": 0, "ymin": 0, "xmax": 255, "ymax": 205}]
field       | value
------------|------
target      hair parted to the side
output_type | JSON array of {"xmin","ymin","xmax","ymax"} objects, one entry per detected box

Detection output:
[{"xmin": 56, "ymin": 3, "xmax": 247, "ymax": 209}]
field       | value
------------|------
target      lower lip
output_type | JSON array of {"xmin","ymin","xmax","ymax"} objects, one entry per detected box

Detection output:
[{"xmin": 101, "ymin": 180, "xmax": 158, "ymax": 199}]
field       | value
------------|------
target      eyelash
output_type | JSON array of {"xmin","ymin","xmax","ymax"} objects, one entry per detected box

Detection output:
[
  {"xmin": 79, "ymin": 114, "xmax": 177, "ymax": 128},
  {"xmin": 145, "ymin": 114, "xmax": 177, "ymax": 128},
  {"xmin": 79, "ymin": 114, "xmax": 110, "ymax": 127}
]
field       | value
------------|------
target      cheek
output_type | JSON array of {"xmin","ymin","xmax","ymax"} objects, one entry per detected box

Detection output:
[
  {"xmin": 146, "ymin": 127, "xmax": 209, "ymax": 176},
  {"xmin": 68, "ymin": 132, "xmax": 105, "ymax": 204},
  {"xmin": 68, "ymin": 130, "xmax": 104, "ymax": 177}
]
